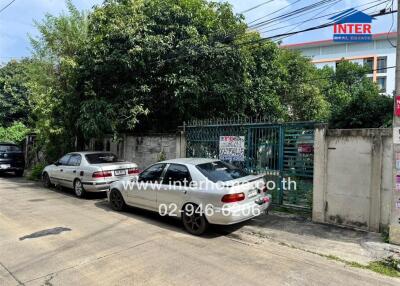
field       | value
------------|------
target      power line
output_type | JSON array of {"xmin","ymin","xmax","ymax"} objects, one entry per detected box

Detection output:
[
  {"xmin": 257, "ymin": 0, "xmax": 388, "ymax": 34},
  {"xmin": 274, "ymin": 0, "xmax": 342, "ymax": 42},
  {"xmin": 387, "ymin": 0, "xmax": 397, "ymax": 47},
  {"xmin": 0, "ymin": 0, "xmax": 17, "ymax": 14},
  {"xmin": 249, "ymin": 0, "xmax": 338, "ymax": 29},
  {"xmin": 245, "ymin": 9, "xmax": 397, "ymax": 44},
  {"xmin": 248, "ymin": 0, "xmax": 303, "ymax": 25},
  {"xmin": 239, "ymin": 1, "xmax": 275, "ymax": 14}
]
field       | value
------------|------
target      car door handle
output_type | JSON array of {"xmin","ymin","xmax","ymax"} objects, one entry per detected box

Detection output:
[
  {"xmin": 73, "ymin": 170, "xmax": 76, "ymax": 173},
  {"xmin": 60, "ymin": 169, "xmax": 63, "ymax": 172}
]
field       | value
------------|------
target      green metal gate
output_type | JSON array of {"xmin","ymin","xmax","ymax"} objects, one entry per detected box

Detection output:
[{"xmin": 184, "ymin": 119, "xmax": 315, "ymax": 209}]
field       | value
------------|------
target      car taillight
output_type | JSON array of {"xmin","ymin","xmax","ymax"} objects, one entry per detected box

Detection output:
[
  {"xmin": 221, "ymin": 193, "xmax": 245, "ymax": 203},
  {"xmin": 92, "ymin": 171, "xmax": 112, "ymax": 178},
  {"xmin": 128, "ymin": 168, "xmax": 140, "ymax": 175}
]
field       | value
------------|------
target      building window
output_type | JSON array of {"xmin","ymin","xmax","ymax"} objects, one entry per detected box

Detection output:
[
  {"xmin": 363, "ymin": 57, "xmax": 374, "ymax": 73},
  {"xmin": 377, "ymin": 76, "xmax": 387, "ymax": 93},
  {"xmin": 377, "ymin": 56, "xmax": 387, "ymax": 72}
]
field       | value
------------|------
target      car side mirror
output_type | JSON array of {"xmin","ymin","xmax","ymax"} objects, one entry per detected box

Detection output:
[{"xmin": 54, "ymin": 161, "xmax": 60, "ymax": 166}]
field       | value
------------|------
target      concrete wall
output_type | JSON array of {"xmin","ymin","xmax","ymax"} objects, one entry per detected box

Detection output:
[
  {"xmin": 313, "ymin": 127, "xmax": 392, "ymax": 232},
  {"xmin": 92, "ymin": 133, "xmax": 186, "ymax": 169}
]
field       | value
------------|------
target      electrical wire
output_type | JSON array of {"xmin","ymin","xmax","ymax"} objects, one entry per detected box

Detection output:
[
  {"xmin": 248, "ymin": 0, "xmax": 303, "ymax": 26},
  {"xmin": 246, "ymin": 9, "xmax": 397, "ymax": 43},
  {"xmin": 239, "ymin": 0, "xmax": 275, "ymax": 14},
  {"xmin": 274, "ymin": 0, "xmax": 342, "ymax": 42},
  {"xmin": 0, "ymin": 0, "xmax": 17, "ymax": 14},
  {"xmin": 387, "ymin": 0, "xmax": 397, "ymax": 47},
  {"xmin": 257, "ymin": 0, "xmax": 388, "ymax": 34},
  {"xmin": 249, "ymin": 0, "xmax": 338, "ymax": 29}
]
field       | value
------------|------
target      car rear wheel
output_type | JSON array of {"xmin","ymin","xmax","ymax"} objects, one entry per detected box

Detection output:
[
  {"xmin": 42, "ymin": 172, "xmax": 52, "ymax": 188},
  {"xmin": 182, "ymin": 204, "xmax": 208, "ymax": 236},
  {"xmin": 74, "ymin": 179, "xmax": 86, "ymax": 198},
  {"xmin": 109, "ymin": 189, "xmax": 126, "ymax": 211}
]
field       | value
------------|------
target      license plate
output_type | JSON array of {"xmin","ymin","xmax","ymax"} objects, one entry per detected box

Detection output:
[
  {"xmin": 114, "ymin": 169, "xmax": 126, "ymax": 176},
  {"xmin": 248, "ymin": 189, "xmax": 258, "ymax": 198},
  {"xmin": 0, "ymin": 164, "xmax": 10, "ymax": 169}
]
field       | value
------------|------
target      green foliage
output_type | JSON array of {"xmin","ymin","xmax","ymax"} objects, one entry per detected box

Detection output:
[
  {"xmin": 158, "ymin": 150, "xmax": 166, "ymax": 162},
  {"xmin": 0, "ymin": 60, "xmax": 33, "ymax": 126},
  {"xmin": 0, "ymin": 122, "xmax": 29, "ymax": 143},
  {"xmin": 82, "ymin": 0, "xmax": 328, "ymax": 131},
  {"xmin": 28, "ymin": 0, "xmax": 90, "ymax": 158},
  {"xmin": 28, "ymin": 163, "xmax": 46, "ymax": 181},
  {"xmin": 0, "ymin": 0, "xmax": 392, "ymax": 161},
  {"xmin": 325, "ymin": 62, "xmax": 393, "ymax": 128}
]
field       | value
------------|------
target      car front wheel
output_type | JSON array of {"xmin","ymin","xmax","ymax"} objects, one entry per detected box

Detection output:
[
  {"xmin": 74, "ymin": 179, "xmax": 86, "ymax": 198},
  {"xmin": 182, "ymin": 204, "xmax": 208, "ymax": 236},
  {"xmin": 42, "ymin": 172, "xmax": 52, "ymax": 188}
]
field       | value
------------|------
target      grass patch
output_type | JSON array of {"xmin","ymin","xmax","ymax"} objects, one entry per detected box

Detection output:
[
  {"xmin": 381, "ymin": 227, "xmax": 390, "ymax": 243},
  {"xmin": 324, "ymin": 255, "xmax": 400, "ymax": 278},
  {"xmin": 271, "ymin": 205, "xmax": 311, "ymax": 217},
  {"xmin": 277, "ymin": 241, "xmax": 400, "ymax": 278},
  {"xmin": 28, "ymin": 163, "xmax": 46, "ymax": 181}
]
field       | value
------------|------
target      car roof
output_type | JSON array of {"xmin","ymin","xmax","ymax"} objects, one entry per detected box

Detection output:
[
  {"xmin": 67, "ymin": 151, "xmax": 116, "ymax": 155},
  {"xmin": 160, "ymin": 158, "xmax": 219, "ymax": 166},
  {"xmin": 0, "ymin": 142, "xmax": 17, "ymax": 145}
]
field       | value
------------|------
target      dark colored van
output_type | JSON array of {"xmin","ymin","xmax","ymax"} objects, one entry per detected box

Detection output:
[{"xmin": 0, "ymin": 143, "xmax": 25, "ymax": 176}]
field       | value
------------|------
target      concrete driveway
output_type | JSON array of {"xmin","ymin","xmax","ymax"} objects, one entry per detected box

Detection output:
[{"xmin": 0, "ymin": 175, "xmax": 398, "ymax": 286}]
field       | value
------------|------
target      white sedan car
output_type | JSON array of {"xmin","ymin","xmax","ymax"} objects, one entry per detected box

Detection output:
[
  {"xmin": 108, "ymin": 158, "xmax": 271, "ymax": 235},
  {"xmin": 42, "ymin": 152, "xmax": 139, "ymax": 197}
]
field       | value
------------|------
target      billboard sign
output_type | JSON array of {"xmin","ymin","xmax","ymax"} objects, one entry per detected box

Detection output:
[{"xmin": 330, "ymin": 9, "xmax": 375, "ymax": 42}]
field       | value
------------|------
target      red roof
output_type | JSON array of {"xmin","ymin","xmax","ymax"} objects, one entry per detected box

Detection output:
[{"xmin": 281, "ymin": 32, "xmax": 397, "ymax": 48}]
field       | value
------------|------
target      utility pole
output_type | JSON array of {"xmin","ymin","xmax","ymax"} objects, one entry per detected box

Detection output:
[{"xmin": 390, "ymin": 0, "xmax": 400, "ymax": 244}]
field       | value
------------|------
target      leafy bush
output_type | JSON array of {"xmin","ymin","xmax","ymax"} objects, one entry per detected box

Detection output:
[
  {"xmin": 0, "ymin": 121, "xmax": 29, "ymax": 143},
  {"xmin": 28, "ymin": 163, "xmax": 46, "ymax": 181}
]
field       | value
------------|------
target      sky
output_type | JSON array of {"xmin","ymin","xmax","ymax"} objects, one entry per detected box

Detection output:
[{"xmin": 0, "ymin": 0, "xmax": 397, "ymax": 62}]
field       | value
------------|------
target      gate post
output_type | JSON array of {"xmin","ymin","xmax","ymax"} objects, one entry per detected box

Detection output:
[
  {"xmin": 278, "ymin": 126, "xmax": 285, "ymax": 205},
  {"xmin": 312, "ymin": 124, "xmax": 328, "ymax": 223},
  {"xmin": 176, "ymin": 130, "xmax": 187, "ymax": 158}
]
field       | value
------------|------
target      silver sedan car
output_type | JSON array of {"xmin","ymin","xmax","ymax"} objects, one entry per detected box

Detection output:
[
  {"xmin": 108, "ymin": 158, "xmax": 271, "ymax": 235},
  {"xmin": 42, "ymin": 152, "xmax": 139, "ymax": 197}
]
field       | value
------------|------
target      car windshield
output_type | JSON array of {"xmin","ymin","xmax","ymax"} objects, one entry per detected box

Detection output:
[
  {"xmin": 85, "ymin": 153, "xmax": 122, "ymax": 164},
  {"xmin": 0, "ymin": 144, "xmax": 20, "ymax": 152},
  {"xmin": 196, "ymin": 161, "xmax": 249, "ymax": 182}
]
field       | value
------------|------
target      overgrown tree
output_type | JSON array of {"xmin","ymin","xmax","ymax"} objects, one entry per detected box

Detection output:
[
  {"xmin": 28, "ymin": 0, "xmax": 90, "ymax": 158},
  {"xmin": 0, "ymin": 59, "xmax": 32, "ymax": 127},
  {"xmin": 323, "ymin": 61, "xmax": 392, "ymax": 128}
]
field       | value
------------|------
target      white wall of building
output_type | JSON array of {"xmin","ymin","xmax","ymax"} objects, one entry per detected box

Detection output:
[{"xmin": 287, "ymin": 37, "xmax": 397, "ymax": 95}]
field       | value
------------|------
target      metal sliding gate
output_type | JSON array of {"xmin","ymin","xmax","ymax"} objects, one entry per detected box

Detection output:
[{"xmin": 184, "ymin": 120, "xmax": 316, "ymax": 209}]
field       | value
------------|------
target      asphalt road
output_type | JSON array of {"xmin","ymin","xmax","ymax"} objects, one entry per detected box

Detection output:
[{"xmin": 0, "ymin": 174, "xmax": 399, "ymax": 286}]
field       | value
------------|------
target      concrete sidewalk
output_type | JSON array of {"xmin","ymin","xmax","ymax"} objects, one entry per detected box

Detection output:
[{"xmin": 226, "ymin": 210, "xmax": 400, "ymax": 266}]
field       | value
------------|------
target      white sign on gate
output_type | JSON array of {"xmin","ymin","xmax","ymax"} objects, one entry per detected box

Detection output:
[{"xmin": 219, "ymin": 136, "xmax": 245, "ymax": 162}]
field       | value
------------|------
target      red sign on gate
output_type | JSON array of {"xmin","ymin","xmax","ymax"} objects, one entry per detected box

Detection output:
[{"xmin": 396, "ymin": 96, "xmax": 400, "ymax": 117}]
